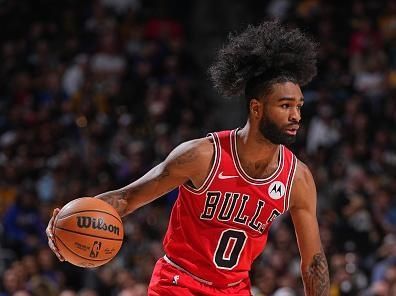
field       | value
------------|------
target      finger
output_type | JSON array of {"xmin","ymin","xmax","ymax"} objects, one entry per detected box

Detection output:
[
  {"xmin": 55, "ymin": 251, "xmax": 65, "ymax": 262},
  {"xmin": 46, "ymin": 224, "xmax": 53, "ymax": 238},
  {"xmin": 46, "ymin": 217, "xmax": 53, "ymax": 237},
  {"xmin": 48, "ymin": 238, "xmax": 65, "ymax": 261},
  {"xmin": 46, "ymin": 208, "xmax": 65, "ymax": 261},
  {"xmin": 46, "ymin": 208, "xmax": 60, "ymax": 237},
  {"xmin": 53, "ymin": 208, "xmax": 60, "ymax": 217},
  {"xmin": 51, "ymin": 208, "xmax": 60, "ymax": 227}
]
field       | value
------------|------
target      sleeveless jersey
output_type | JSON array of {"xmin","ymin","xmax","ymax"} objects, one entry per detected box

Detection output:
[{"xmin": 162, "ymin": 129, "xmax": 297, "ymax": 288}]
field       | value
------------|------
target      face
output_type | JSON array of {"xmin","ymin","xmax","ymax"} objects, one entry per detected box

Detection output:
[{"xmin": 256, "ymin": 82, "xmax": 303, "ymax": 145}]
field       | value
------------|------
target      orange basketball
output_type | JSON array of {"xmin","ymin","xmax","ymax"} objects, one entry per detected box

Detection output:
[{"xmin": 54, "ymin": 197, "xmax": 124, "ymax": 268}]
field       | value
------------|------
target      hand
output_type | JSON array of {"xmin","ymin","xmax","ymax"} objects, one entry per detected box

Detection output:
[{"xmin": 46, "ymin": 208, "xmax": 65, "ymax": 262}]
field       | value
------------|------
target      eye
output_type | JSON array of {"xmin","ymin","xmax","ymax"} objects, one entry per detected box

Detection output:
[
  {"xmin": 297, "ymin": 105, "xmax": 303, "ymax": 110},
  {"xmin": 281, "ymin": 104, "xmax": 289, "ymax": 109}
]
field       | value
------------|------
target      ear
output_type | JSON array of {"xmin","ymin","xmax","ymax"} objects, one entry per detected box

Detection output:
[{"xmin": 249, "ymin": 99, "xmax": 262, "ymax": 120}]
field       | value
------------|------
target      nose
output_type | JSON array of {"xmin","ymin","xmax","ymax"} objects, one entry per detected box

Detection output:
[{"xmin": 289, "ymin": 107, "xmax": 301, "ymax": 123}]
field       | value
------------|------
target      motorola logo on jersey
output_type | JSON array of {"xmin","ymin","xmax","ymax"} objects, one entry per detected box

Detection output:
[{"xmin": 268, "ymin": 181, "xmax": 286, "ymax": 199}]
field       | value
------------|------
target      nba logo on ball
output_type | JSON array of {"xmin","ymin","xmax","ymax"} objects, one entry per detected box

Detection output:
[
  {"xmin": 268, "ymin": 181, "xmax": 286, "ymax": 199},
  {"xmin": 90, "ymin": 241, "xmax": 102, "ymax": 258}
]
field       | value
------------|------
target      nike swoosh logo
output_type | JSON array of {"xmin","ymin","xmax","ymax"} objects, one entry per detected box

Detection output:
[{"xmin": 218, "ymin": 172, "xmax": 239, "ymax": 179}]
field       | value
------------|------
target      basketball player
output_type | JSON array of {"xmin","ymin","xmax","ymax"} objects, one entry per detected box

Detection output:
[{"xmin": 47, "ymin": 21, "xmax": 330, "ymax": 295}]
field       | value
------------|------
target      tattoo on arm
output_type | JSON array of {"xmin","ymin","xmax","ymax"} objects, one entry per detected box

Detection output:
[
  {"xmin": 302, "ymin": 252, "xmax": 330, "ymax": 296},
  {"xmin": 175, "ymin": 149, "xmax": 197, "ymax": 165},
  {"xmin": 154, "ymin": 167, "xmax": 170, "ymax": 181},
  {"xmin": 96, "ymin": 145, "xmax": 198, "ymax": 217},
  {"xmin": 96, "ymin": 190, "xmax": 130, "ymax": 217}
]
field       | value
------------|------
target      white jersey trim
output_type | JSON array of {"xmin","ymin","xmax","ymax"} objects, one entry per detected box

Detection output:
[
  {"xmin": 163, "ymin": 255, "xmax": 213, "ymax": 285},
  {"xmin": 285, "ymin": 155, "xmax": 298, "ymax": 212},
  {"xmin": 181, "ymin": 133, "xmax": 221, "ymax": 195},
  {"xmin": 230, "ymin": 129, "xmax": 284, "ymax": 185},
  {"xmin": 163, "ymin": 255, "xmax": 243, "ymax": 287}
]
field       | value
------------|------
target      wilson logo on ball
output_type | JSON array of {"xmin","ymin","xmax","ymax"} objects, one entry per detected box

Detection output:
[{"xmin": 76, "ymin": 216, "xmax": 120, "ymax": 235}]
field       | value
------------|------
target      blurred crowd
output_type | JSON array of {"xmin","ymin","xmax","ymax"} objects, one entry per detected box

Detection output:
[{"xmin": 0, "ymin": 0, "xmax": 395, "ymax": 295}]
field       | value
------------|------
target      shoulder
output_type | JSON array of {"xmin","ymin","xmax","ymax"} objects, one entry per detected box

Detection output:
[
  {"xmin": 169, "ymin": 136, "xmax": 214, "ymax": 161},
  {"xmin": 294, "ymin": 160, "xmax": 314, "ymax": 185},
  {"xmin": 163, "ymin": 136, "xmax": 215, "ymax": 175},
  {"xmin": 289, "ymin": 159, "xmax": 317, "ymax": 210}
]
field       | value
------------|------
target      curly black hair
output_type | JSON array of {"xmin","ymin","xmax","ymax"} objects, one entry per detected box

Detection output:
[{"xmin": 209, "ymin": 21, "xmax": 318, "ymax": 99}]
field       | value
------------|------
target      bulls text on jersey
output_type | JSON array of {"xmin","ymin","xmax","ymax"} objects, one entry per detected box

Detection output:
[{"xmin": 199, "ymin": 191, "xmax": 281, "ymax": 234}]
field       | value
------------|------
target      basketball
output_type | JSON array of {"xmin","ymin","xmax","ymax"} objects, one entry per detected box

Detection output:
[{"xmin": 53, "ymin": 197, "xmax": 124, "ymax": 268}]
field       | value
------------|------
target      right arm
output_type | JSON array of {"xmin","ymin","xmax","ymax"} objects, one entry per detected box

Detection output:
[
  {"xmin": 46, "ymin": 137, "xmax": 214, "ymax": 260},
  {"xmin": 95, "ymin": 137, "xmax": 214, "ymax": 217}
]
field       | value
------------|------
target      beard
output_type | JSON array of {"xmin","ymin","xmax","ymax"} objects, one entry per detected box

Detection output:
[{"xmin": 259, "ymin": 116, "xmax": 297, "ymax": 145}]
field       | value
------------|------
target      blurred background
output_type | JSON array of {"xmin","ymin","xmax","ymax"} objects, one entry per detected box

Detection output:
[{"xmin": 0, "ymin": 0, "xmax": 395, "ymax": 295}]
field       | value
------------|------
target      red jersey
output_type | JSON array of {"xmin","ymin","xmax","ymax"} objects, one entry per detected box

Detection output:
[{"xmin": 163, "ymin": 129, "xmax": 297, "ymax": 288}]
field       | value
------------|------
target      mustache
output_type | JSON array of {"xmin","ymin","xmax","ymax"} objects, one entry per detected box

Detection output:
[{"xmin": 285, "ymin": 123, "xmax": 300, "ymax": 129}]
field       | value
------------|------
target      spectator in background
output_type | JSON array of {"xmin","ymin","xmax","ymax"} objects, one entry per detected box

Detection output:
[
  {"xmin": 306, "ymin": 104, "xmax": 340, "ymax": 154},
  {"xmin": 2, "ymin": 188, "xmax": 47, "ymax": 256},
  {"xmin": 62, "ymin": 54, "xmax": 89, "ymax": 98},
  {"xmin": 59, "ymin": 290, "xmax": 77, "ymax": 296},
  {"xmin": 0, "ymin": 268, "xmax": 24, "ymax": 296}
]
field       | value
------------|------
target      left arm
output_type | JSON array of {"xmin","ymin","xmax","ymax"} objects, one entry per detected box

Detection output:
[{"xmin": 289, "ymin": 160, "xmax": 330, "ymax": 296}]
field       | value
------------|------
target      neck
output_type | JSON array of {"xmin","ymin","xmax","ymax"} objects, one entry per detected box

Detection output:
[{"xmin": 237, "ymin": 121, "xmax": 279, "ymax": 163}]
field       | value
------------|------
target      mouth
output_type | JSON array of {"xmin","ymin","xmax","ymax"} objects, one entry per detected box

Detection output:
[{"xmin": 284, "ymin": 125, "xmax": 299, "ymax": 136}]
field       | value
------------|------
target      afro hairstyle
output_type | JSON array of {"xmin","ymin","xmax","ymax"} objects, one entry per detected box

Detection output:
[{"xmin": 208, "ymin": 20, "xmax": 318, "ymax": 99}]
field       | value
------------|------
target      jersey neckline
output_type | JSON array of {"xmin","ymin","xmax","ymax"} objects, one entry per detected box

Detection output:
[{"xmin": 230, "ymin": 128, "xmax": 284, "ymax": 185}]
